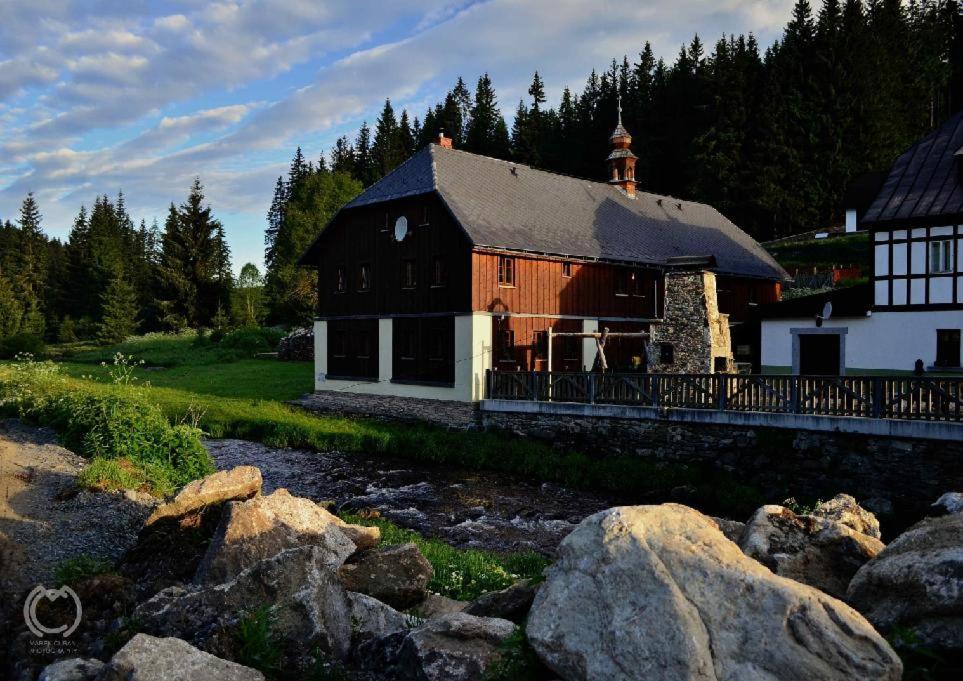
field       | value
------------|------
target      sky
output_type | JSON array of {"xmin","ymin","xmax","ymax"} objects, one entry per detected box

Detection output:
[{"xmin": 0, "ymin": 0, "xmax": 797, "ymax": 274}]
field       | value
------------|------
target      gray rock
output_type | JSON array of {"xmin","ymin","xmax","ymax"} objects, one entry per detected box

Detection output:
[
  {"xmin": 96, "ymin": 634, "xmax": 263, "ymax": 680},
  {"xmin": 146, "ymin": 466, "xmax": 262, "ymax": 526},
  {"xmin": 195, "ymin": 488, "xmax": 359, "ymax": 585},
  {"xmin": 527, "ymin": 504, "xmax": 901, "ymax": 681},
  {"xmin": 811, "ymin": 493, "xmax": 882, "ymax": 539},
  {"xmin": 410, "ymin": 594, "xmax": 467, "ymax": 619},
  {"xmin": 348, "ymin": 592, "xmax": 410, "ymax": 647},
  {"xmin": 848, "ymin": 512, "xmax": 963, "ymax": 651},
  {"xmin": 931, "ymin": 492, "xmax": 963, "ymax": 516},
  {"xmin": 464, "ymin": 579, "xmax": 538, "ymax": 624},
  {"xmin": 37, "ymin": 658, "xmax": 105, "ymax": 681},
  {"xmin": 739, "ymin": 504, "xmax": 884, "ymax": 599},
  {"xmin": 338, "ymin": 542, "xmax": 433, "ymax": 610},
  {"xmin": 135, "ymin": 545, "xmax": 353, "ymax": 660},
  {"xmin": 710, "ymin": 516, "xmax": 746, "ymax": 543},
  {"xmin": 396, "ymin": 612, "xmax": 516, "ymax": 681}
]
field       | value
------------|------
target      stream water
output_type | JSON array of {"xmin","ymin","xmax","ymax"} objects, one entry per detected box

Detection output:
[{"xmin": 205, "ymin": 439, "xmax": 620, "ymax": 555}]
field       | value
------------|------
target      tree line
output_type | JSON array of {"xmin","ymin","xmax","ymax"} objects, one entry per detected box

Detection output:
[
  {"xmin": 0, "ymin": 180, "xmax": 239, "ymax": 352},
  {"xmin": 311, "ymin": 0, "xmax": 962, "ymax": 241}
]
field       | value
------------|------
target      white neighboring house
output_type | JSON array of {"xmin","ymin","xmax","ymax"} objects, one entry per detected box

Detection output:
[{"xmin": 761, "ymin": 111, "xmax": 963, "ymax": 375}]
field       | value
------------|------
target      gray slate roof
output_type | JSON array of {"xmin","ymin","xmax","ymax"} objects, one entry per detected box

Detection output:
[
  {"xmin": 336, "ymin": 144, "xmax": 788, "ymax": 280},
  {"xmin": 862, "ymin": 111, "xmax": 963, "ymax": 226}
]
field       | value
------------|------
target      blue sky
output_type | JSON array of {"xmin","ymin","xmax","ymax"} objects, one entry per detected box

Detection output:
[{"xmin": 0, "ymin": 1, "xmax": 796, "ymax": 274}]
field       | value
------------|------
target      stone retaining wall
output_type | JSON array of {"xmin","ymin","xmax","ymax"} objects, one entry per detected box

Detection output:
[
  {"xmin": 290, "ymin": 391, "xmax": 479, "ymax": 430},
  {"xmin": 479, "ymin": 407, "xmax": 963, "ymax": 529}
]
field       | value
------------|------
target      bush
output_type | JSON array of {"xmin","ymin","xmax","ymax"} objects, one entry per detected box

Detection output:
[
  {"xmin": 0, "ymin": 357, "xmax": 213, "ymax": 495},
  {"xmin": 219, "ymin": 327, "xmax": 284, "ymax": 355},
  {"xmin": 0, "ymin": 333, "xmax": 46, "ymax": 359},
  {"xmin": 54, "ymin": 554, "xmax": 114, "ymax": 586}
]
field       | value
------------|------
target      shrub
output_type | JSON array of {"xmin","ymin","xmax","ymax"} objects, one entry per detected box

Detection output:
[
  {"xmin": 219, "ymin": 327, "xmax": 284, "ymax": 355},
  {"xmin": 0, "ymin": 333, "xmax": 46, "ymax": 359},
  {"xmin": 54, "ymin": 554, "xmax": 114, "ymax": 586},
  {"xmin": 236, "ymin": 606, "xmax": 283, "ymax": 678}
]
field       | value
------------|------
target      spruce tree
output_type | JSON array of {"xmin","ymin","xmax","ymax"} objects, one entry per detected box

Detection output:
[
  {"xmin": 354, "ymin": 122, "xmax": 375, "ymax": 185},
  {"xmin": 97, "ymin": 276, "xmax": 140, "ymax": 344}
]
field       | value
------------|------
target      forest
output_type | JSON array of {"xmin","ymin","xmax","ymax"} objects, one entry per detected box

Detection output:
[{"xmin": 1, "ymin": 0, "xmax": 961, "ymax": 353}]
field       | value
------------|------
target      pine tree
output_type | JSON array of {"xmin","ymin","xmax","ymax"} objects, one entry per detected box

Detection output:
[
  {"xmin": 330, "ymin": 136, "xmax": 355, "ymax": 175},
  {"xmin": 371, "ymin": 99, "xmax": 401, "ymax": 179},
  {"xmin": 265, "ymin": 176, "xmax": 286, "ymax": 268},
  {"xmin": 465, "ymin": 73, "xmax": 510, "ymax": 158},
  {"xmin": 397, "ymin": 110, "xmax": 416, "ymax": 159},
  {"xmin": 97, "ymin": 276, "xmax": 139, "ymax": 344},
  {"xmin": 354, "ymin": 122, "xmax": 375, "ymax": 185}
]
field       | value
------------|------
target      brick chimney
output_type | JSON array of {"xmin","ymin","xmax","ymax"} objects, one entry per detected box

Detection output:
[
  {"xmin": 437, "ymin": 132, "xmax": 453, "ymax": 149},
  {"xmin": 606, "ymin": 95, "xmax": 637, "ymax": 197}
]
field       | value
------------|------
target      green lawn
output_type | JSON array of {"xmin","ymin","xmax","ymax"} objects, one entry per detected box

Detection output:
[{"xmin": 765, "ymin": 232, "xmax": 869, "ymax": 272}]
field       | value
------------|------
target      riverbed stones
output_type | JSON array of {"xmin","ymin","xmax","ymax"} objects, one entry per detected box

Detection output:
[
  {"xmin": 135, "ymin": 545, "xmax": 354, "ymax": 660},
  {"xmin": 739, "ymin": 504, "xmax": 884, "ymax": 599},
  {"xmin": 527, "ymin": 504, "xmax": 901, "ymax": 681},
  {"xmin": 338, "ymin": 542, "xmax": 433, "ymax": 610},
  {"xmin": 37, "ymin": 658, "xmax": 105, "ymax": 681},
  {"xmin": 194, "ymin": 488, "xmax": 359, "ymax": 585},
  {"xmin": 847, "ymin": 511, "xmax": 963, "ymax": 651},
  {"xmin": 146, "ymin": 466, "xmax": 262, "ymax": 525},
  {"xmin": 97, "ymin": 634, "xmax": 264, "ymax": 681},
  {"xmin": 811, "ymin": 493, "xmax": 882, "ymax": 539},
  {"xmin": 464, "ymin": 579, "xmax": 538, "ymax": 624}
]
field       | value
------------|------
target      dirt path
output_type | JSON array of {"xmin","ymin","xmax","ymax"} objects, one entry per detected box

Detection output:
[
  {"xmin": 207, "ymin": 438, "xmax": 621, "ymax": 555},
  {"xmin": 0, "ymin": 419, "xmax": 154, "ymax": 602}
]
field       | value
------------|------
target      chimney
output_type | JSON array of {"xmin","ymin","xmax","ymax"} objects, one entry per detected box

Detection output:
[
  {"xmin": 606, "ymin": 94, "xmax": 638, "ymax": 198},
  {"xmin": 437, "ymin": 131, "xmax": 453, "ymax": 149}
]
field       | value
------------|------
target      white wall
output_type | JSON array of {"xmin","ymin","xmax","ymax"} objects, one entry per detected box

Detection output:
[
  {"xmin": 761, "ymin": 309, "xmax": 963, "ymax": 372},
  {"xmin": 313, "ymin": 313, "xmax": 493, "ymax": 401},
  {"xmin": 582, "ymin": 319, "xmax": 599, "ymax": 371}
]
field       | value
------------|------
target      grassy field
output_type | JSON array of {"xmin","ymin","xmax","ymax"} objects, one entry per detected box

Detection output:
[{"xmin": 765, "ymin": 232, "xmax": 869, "ymax": 273}]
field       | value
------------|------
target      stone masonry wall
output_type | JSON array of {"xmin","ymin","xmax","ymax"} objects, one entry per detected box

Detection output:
[
  {"xmin": 479, "ymin": 408, "xmax": 962, "ymax": 529},
  {"xmin": 291, "ymin": 390, "xmax": 479, "ymax": 430},
  {"xmin": 648, "ymin": 270, "xmax": 734, "ymax": 374}
]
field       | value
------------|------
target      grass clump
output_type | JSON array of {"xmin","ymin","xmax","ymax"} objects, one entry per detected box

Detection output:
[
  {"xmin": 341, "ymin": 513, "xmax": 550, "ymax": 601},
  {"xmin": 54, "ymin": 554, "xmax": 114, "ymax": 586},
  {"xmin": 0, "ymin": 356, "xmax": 213, "ymax": 496},
  {"xmin": 236, "ymin": 605, "xmax": 283, "ymax": 679}
]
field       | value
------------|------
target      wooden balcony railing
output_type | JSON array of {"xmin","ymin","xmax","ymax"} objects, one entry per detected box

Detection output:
[{"xmin": 485, "ymin": 371, "xmax": 963, "ymax": 422}]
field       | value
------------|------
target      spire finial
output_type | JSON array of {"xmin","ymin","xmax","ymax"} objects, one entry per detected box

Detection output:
[{"xmin": 616, "ymin": 92, "xmax": 622, "ymax": 126}]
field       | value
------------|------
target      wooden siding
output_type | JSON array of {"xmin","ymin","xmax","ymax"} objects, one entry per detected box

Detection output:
[
  {"xmin": 716, "ymin": 276, "xmax": 782, "ymax": 322},
  {"xmin": 472, "ymin": 251, "xmax": 662, "ymax": 318},
  {"xmin": 316, "ymin": 193, "xmax": 472, "ymax": 317}
]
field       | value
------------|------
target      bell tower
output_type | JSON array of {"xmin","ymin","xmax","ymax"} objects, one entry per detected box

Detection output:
[{"xmin": 606, "ymin": 94, "xmax": 637, "ymax": 198}]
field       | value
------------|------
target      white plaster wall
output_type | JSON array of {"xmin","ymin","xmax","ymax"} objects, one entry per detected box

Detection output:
[
  {"xmin": 313, "ymin": 314, "xmax": 493, "ymax": 401},
  {"xmin": 582, "ymin": 319, "xmax": 599, "ymax": 371},
  {"xmin": 762, "ymin": 309, "xmax": 963, "ymax": 372}
]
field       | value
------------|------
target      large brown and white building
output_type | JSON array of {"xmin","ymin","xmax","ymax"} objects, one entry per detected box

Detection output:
[{"xmin": 301, "ymin": 116, "xmax": 788, "ymax": 400}]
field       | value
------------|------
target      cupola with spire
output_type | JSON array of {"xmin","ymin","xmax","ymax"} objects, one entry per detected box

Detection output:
[{"xmin": 606, "ymin": 94, "xmax": 638, "ymax": 198}]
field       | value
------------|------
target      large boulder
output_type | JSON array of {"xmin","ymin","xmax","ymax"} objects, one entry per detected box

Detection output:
[
  {"xmin": 527, "ymin": 504, "xmax": 901, "ymax": 681},
  {"xmin": 847, "ymin": 512, "xmax": 963, "ymax": 651},
  {"xmin": 388, "ymin": 612, "xmax": 516, "ymax": 681},
  {"xmin": 146, "ymin": 466, "xmax": 263, "ymax": 525},
  {"xmin": 338, "ymin": 542, "xmax": 433, "ymax": 610},
  {"xmin": 194, "ymin": 488, "xmax": 363, "ymax": 585},
  {"xmin": 348, "ymin": 592, "xmax": 411, "ymax": 647},
  {"xmin": 96, "ymin": 634, "xmax": 264, "ymax": 680},
  {"xmin": 464, "ymin": 579, "xmax": 538, "ymax": 624},
  {"xmin": 739, "ymin": 504, "xmax": 884, "ymax": 599},
  {"xmin": 931, "ymin": 491, "xmax": 963, "ymax": 516},
  {"xmin": 811, "ymin": 493, "xmax": 882, "ymax": 539},
  {"xmin": 411, "ymin": 594, "xmax": 468, "ymax": 619},
  {"xmin": 135, "ymin": 545, "xmax": 354, "ymax": 660}
]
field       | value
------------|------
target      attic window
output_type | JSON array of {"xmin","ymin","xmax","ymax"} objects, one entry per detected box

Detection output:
[
  {"xmin": 335, "ymin": 264, "xmax": 346, "ymax": 294},
  {"xmin": 562, "ymin": 262, "xmax": 573, "ymax": 278},
  {"xmin": 431, "ymin": 256, "xmax": 447, "ymax": 287},
  {"xmin": 498, "ymin": 256, "xmax": 516, "ymax": 287},
  {"xmin": 358, "ymin": 263, "xmax": 371, "ymax": 292},
  {"xmin": 421, "ymin": 206, "xmax": 430, "ymax": 226}
]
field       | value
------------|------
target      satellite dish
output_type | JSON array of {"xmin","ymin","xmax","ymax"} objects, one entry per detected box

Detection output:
[
  {"xmin": 816, "ymin": 301, "xmax": 832, "ymax": 328},
  {"xmin": 393, "ymin": 216, "xmax": 408, "ymax": 241}
]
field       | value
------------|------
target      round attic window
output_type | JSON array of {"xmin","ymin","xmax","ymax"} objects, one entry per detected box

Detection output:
[{"xmin": 393, "ymin": 216, "xmax": 408, "ymax": 242}]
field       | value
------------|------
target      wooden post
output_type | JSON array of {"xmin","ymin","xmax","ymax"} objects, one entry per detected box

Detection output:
[
  {"xmin": 547, "ymin": 325, "xmax": 553, "ymax": 401},
  {"xmin": 718, "ymin": 374, "xmax": 728, "ymax": 410}
]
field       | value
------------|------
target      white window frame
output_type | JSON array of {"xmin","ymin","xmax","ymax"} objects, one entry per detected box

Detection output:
[{"xmin": 930, "ymin": 239, "xmax": 953, "ymax": 273}]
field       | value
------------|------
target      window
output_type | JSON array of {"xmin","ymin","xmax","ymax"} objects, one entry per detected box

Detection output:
[
  {"xmin": 562, "ymin": 261, "xmax": 573, "ymax": 278},
  {"xmin": 498, "ymin": 330, "xmax": 515, "ymax": 362},
  {"xmin": 630, "ymin": 269, "xmax": 645, "ymax": 297},
  {"xmin": 358, "ymin": 263, "xmax": 371, "ymax": 292},
  {"xmin": 421, "ymin": 205, "xmax": 430, "ymax": 226},
  {"xmin": 659, "ymin": 343, "xmax": 674, "ymax": 365},
  {"xmin": 533, "ymin": 331, "xmax": 548, "ymax": 359},
  {"xmin": 402, "ymin": 259, "xmax": 417, "ymax": 289},
  {"xmin": 332, "ymin": 331, "xmax": 347, "ymax": 358},
  {"xmin": 713, "ymin": 357, "xmax": 729, "ymax": 373},
  {"xmin": 930, "ymin": 240, "xmax": 953, "ymax": 273},
  {"xmin": 615, "ymin": 269, "xmax": 629, "ymax": 296},
  {"xmin": 563, "ymin": 336, "xmax": 580, "ymax": 362},
  {"xmin": 334, "ymin": 264, "xmax": 346, "ymax": 294},
  {"xmin": 936, "ymin": 329, "xmax": 961, "ymax": 367},
  {"xmin": 498, "ymin": 256, "xmax": 515, "ymax": 286},
  {"xmin": 357, "ymin": 331, "xmax": 371, "ymax": 359},
  {"xmin": 431, "ymin": 256, "xmax": 447, "ymax": 287},
  {"xmin": 429, "ymin": 333, "xmax": 446, "ymax": 361},
  {"xmin": 400, "ymin": 330, "xmax": 417, "ymax": 360}
]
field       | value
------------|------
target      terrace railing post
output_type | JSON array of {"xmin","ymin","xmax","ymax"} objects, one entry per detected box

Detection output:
[
  {"xmin": 531, "ymin": 371, "xmax": 539, "ymax": 401},
  {"xmin": 588, "ymin": 373, "xmax": 596, "ymax": 404},
  {"xmin": 790, "ymin": 376, "xmax": 800, "ymax": 414},
  {"xmin": 872, "ymin": 377, "xmax": 884, "ymax": 418},
  {"xmin": 653, "ymin": 374, "xmax": 661, "ymax": 408},
  {"xmin": 486, "ymin": 369, "xmax": 492, "ymax": 400},
  {"xmin": 717, "ymin": 374, "xmax": 728, "ymax": 410}
]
